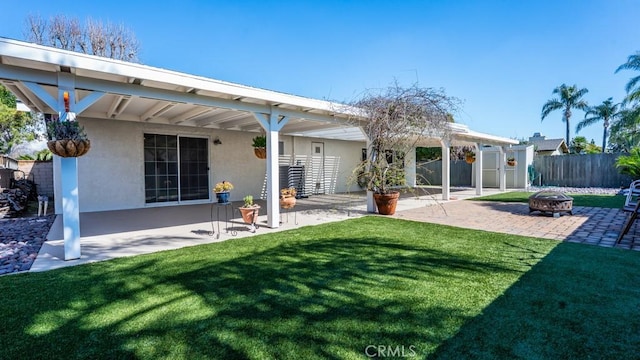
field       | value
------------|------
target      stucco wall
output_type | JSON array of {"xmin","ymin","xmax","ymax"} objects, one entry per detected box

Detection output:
[{"xmin": 55, "ymin": 117, "xmax": 364, "ymax": 213}]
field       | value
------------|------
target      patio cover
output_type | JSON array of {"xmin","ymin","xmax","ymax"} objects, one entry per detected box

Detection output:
[{"xmin": 0, "ymin": 37, "xmax": 517, "ymax": 259}]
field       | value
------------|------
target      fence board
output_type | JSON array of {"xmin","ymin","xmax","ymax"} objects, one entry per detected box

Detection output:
[
  {"xmin": 532, "ymin": 153, "xmax": 632, "ymax": 188},
  {"xmin": 416, "ymin": 160, "xmax": 472, "ymax": 186}
]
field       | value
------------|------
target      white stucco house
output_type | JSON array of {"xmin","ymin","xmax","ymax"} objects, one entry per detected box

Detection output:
[{"xmin": 0, "ymin": 37, "xmax": 518, "ymax": 260}]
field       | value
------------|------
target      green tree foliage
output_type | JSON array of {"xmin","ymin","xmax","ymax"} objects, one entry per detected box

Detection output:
[
  {"xmin": 569, "ymin": 136, "xmax": 601, "ymax": 154},
  {"xmin": 585, "ymin": 139, "xmax": 602, "ymax": 154},
  {"xmin": 541, "ymin": 84, "xmax": 589, "ymax": 146},
  {"xmin": 0, "ymin": 85, "xmax": 17, "ymax": 108},
  {"xmin": 608, "ymin": 107, "xmax": 640, "ymax": 152},
  {"xmin": 615, "ymin": 147, "xmax": 640, "ymax": 179},
  {"xmin": 0, "ymin": 86, "xmax": 41, "ymax": 155},
  {"xmin": 577, "ymin": 98, "xmax": 620, "ymax": 152},
  {"xmin": 18, "ymin": 149, "xmax": 53, "ymax": 161},
  {"xmin": 569, "ymin": 136, "xmax": 588, "ymax": 154},
  {"xmin": 616, "ymin": 52, "xmax": 640, "ymax": 105}
]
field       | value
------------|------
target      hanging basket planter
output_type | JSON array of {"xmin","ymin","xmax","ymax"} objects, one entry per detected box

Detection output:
[
  {"xmin": 465, "ymin": 154, "xmax": 476, "ymax": 164},
  {"xmin": 254, "ymin": 147, "xmax": 267, "ymax": 159},
  {"xmin": 47, "ymin": 139, "xmax": 91, "ymax": 158},
  {"xmin": 507, "ymin": 159, "xmax": 517, "ymax": 167}
]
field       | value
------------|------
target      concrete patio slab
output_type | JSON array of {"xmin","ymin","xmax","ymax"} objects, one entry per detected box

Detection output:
[{"xmin": 31, "ymin": 187, "xmax": 640, "ymax": 273}]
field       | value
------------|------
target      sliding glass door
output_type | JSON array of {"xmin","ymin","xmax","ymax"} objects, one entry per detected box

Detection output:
[{"xmin": 144, "ymin": 134, "xmax": 209, "ymax": 204}]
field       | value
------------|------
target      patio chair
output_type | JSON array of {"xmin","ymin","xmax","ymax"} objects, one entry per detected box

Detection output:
[
  {"xmin": 623, "ymin": 180, "xmax": 640, "ymax": 212},
  {"xmin": 618, "ymin": 196, "xmax": 640, "ymax": 244}
]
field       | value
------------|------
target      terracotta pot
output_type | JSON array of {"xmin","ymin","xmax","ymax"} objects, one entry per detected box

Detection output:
[
  {"xmin": 47, "ymin": 139, "xmax": 91, "ymax": 157},
  {"xmin": 373, "ymin": 191, "xmax": 400, "ymax": 215},
  {"xmin": 239, "ymin": 206, "xmax": 260, "ymax": 224},
  {"xmin": 254, "ymin": 147, "xmax": 267, "ymax": 159},
  {"xmin": 280, "ymin": 196, "xmax": 296, "ymax": 209},
  {"xmin": 507, "ymin": 160, "xmax": 517, "ymax": 167}
]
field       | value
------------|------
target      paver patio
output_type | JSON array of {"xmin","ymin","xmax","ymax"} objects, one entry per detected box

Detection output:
[{"xmin": 394, "ymin": 199, "xmax": 640, "ymax": 251}]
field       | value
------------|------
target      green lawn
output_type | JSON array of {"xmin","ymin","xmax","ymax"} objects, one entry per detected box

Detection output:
[
  {"xmin": 1, "ymin": 217, "xmax": 639, "ymax": 359},
  {"xmin": 472, "ymin": 191, "xmax": 625, "ymax": 208}
]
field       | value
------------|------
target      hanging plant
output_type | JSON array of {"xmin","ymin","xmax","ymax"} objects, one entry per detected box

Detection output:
[
  {"xmin": 46, "ymin": 121, "xmax": 91, "ymax": 157},
  {"xmin": 252, "ymin": 135, "xmax": 267, "ymax": 159}
]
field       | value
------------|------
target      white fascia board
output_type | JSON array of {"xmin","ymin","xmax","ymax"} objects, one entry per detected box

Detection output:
[
  {"xmin": 16, "ymin": 101, "xmax": 30, "ymax": 112},
  {"xmin": 455, "ymin": 129, "xmax": 519, "ymax": 146},
  {"xmin": 0, "ymin": 37, "xmax": 358, "ymax": 117}
]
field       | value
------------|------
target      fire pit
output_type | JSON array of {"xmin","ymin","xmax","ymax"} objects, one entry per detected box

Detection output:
[{"xmin": 528, "ymin": 191, "xmax": 573, "ymax": 217}]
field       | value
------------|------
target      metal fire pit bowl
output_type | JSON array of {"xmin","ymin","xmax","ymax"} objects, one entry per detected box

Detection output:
[{"xmin": 528, "ymin": 191, "xmax": 573, "ymax": 217}]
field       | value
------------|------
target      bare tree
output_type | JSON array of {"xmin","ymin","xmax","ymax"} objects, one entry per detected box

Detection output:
[
  {"xmin": 348, "ymin": 83, "xmax": 459, "ymax": 193},
  {"xmin": 24, "ymin": 14, "xmax": 46, "ymax": 45},
  {"xmin": 24, "ymin": 14, "xmax": 140, "ymax": 62}
]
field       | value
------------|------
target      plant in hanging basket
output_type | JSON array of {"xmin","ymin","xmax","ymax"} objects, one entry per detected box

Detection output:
[
  {"xmin": 464, "ymin": 151, "xmax": 476, "ymax": 164},
  {"xmin": 252, "ymin": 135, "xmax": 267, "ymax": 159},
  {"xmin": 507, "ymin": 157, "xmax": 517, "ymax": 166},
  {"xmin": 46, "ymin": 121, "xmax": 91, "ymax": 157}
]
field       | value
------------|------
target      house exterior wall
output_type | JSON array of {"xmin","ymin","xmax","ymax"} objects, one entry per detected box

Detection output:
[{"xmin": 54, "ymin": 118, "xmax": 364, "ymax": 213}]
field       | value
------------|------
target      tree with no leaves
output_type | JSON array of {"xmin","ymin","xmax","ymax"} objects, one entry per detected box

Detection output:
[
  {"xmin": 24, "ymin": 14, "xmax": 140, "ymax": 62},
  {"xmin": 349, "ymin": 83, "xmax": 459, "ymax": 195},
  {"xmin": 541, "ymin": 83, "xmax": 589, "ymax": 146}
]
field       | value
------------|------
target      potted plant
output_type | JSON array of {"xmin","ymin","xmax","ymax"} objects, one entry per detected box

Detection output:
[
  {"xmin": 350, "ymin": 83, "xmax": 458, "ymax": 215},
  {"xmin": 213, "ymin": 180, "xmax": 234, "ymax": 203},
  {"xmin": 280, "ymin": 187, "xmax": 297, "ymax": 209},
  {"xmin": 507, "ymin": 157, "xmax": 517, "ymax": 166},
  {"xmin": 465, "ymin": 151, "xmax": 476, "ymax": 164},
  {"xmin": 46, "ymin": 120, "xmax": 91, "ymax": 157},
  {"xmin": 252, "ymin": 135, "xmax": 267, "ymax": 159},
  {"xmin": 239, "ymin": 195, "xmax": 260, "ymax": 224}
]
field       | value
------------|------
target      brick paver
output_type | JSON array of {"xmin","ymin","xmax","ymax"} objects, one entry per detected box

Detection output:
[{"xmin": 394, "ymin": 200, "xmax": 640, "ymax": 251}]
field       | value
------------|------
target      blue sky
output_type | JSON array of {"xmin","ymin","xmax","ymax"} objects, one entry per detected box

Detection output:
[{"xmin": 1, "ymin": 0, "xmax": 639, "ymax": 145}]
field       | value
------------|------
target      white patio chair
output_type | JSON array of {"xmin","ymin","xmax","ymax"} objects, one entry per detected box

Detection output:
[{"xmin": 623, "ymin": 180, "xmax": 640, "ymax": 212}]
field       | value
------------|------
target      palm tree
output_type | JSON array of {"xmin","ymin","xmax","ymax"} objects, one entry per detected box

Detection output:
[
  {"xmin": 609, "ymin": 107, "xmax": 640, "ymax": 152},
  {"xmin": 541, "ymin": 84, "xmax": 589, "ymax": 145},
  {"xmin": 576, "ymin": 98, "xmax": 620, "ymax": 152},
  {"xmin": 616, "ymin": 52, "xmax": 640, "ymax": 104}
]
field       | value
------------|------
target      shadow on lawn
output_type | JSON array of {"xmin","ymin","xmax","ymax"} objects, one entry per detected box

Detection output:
[
  {"xmin": 430, "ymin": 241, "xmax": 640, "ymax": 359},
  {"xmin": 0, "ymin": 228, "xmax": 528, "ymax": 359}
]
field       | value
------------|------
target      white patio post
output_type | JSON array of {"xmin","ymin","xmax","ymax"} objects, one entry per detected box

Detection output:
[
  {"xmin": 441, "ymin": 140, "xmax": 450, "ymax": 200},
  {"xmin": 58, "ymin": 74, "xmax": 81, "ymax": 260},
  {"xmin": 405, "ymin": 146, "xmax": 417, "ymax": 188},
  {"xmin": 475, "ymin": 143, "xmax": 483, "ymax": 196},
  {"xmin": 254, "ymin": 107, "xmax": 289, "ymax": 228},
  {"xmin": 366, "ymin": 137, "xmax": 376, "ymax": 213},
  {"xmin": 499, "ymin": 146, "xmax": 507, "ymax": 192},
  {"xmin": 21, "ymin": 75, "xmax": 102, "ymax": 260},
  {"xmin": 265, "ymin": 128, "xmax": 279, "ymax": 228}
]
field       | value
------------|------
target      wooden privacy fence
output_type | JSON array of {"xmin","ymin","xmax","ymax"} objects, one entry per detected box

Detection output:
[
  {"xmin": 416, "ymin": 160, "xmax": 472, "ymax": 186},
  {"xmin": 532, "ymin": 153, "xmax": 633, "ymax": 188}
]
